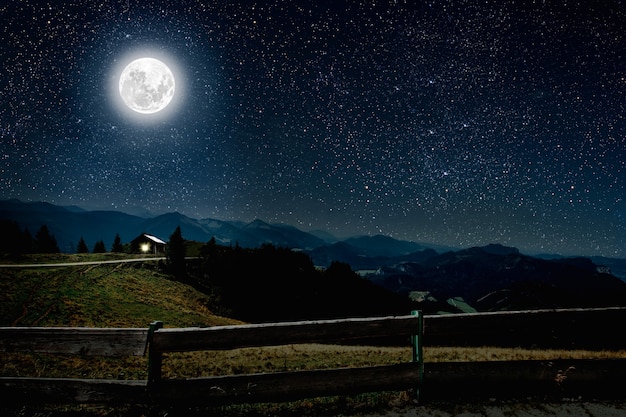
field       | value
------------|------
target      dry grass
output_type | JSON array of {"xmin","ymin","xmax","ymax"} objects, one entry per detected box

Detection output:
[
  {"xmin": 424, "ymin": 346, "xmax": 626, "ymax": 362},
  {"xmin": 3, "ymin": 344, "xmax": 625, "ymax": 381},
  {"xmin": 3, "ymin": 345, "xmax": 625, "ymax": 417},
  {"xmin": 162, "ymin": 344, "xmax": 626, "ymax": 379}
]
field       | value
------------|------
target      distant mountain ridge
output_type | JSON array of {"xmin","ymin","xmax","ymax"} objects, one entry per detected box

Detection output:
[
  {"xmin": 0, "ymin": 199, "xmax": 326, "ymax": 253},
  {"xmin": 4, "ymin": 199, "xmax": 626, "ymax": 315},
  {"xmin": 2, "ymin": 199, "xmax": 625, "ymax": 284},
  {"xmin": 0, "ymin": 199, "xmax": 456, "ymax": 272},
  {"xmin": 367, "ymin": 245, "xmax": 626, "ymax": 313},
  {"xmin": 0, "ymin": 199, "xmax": 438, "ymax": 257}
]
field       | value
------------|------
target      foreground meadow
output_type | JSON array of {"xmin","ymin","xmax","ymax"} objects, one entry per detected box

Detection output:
[{"xmin": 2, "ymin": 255, "xmax": 625, "ymax": 416}]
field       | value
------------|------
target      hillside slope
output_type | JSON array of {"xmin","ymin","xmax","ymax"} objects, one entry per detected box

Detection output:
[{"xmin": 0, "ymin": 258, "xmax": 240, "ymax": 328}]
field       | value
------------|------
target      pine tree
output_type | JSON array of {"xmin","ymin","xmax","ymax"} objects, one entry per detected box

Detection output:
[
  {"xmin": 166, "ymin": 226, "xmax": 186, "ymax": 278},
  {"xmin": 20, "ymin": 228, "xmax": 34, "ymax": 254},
  {"xmin": 111, "ymin": 233, "xmax": 124, "ymax": 253},
  {"xmin": 0, "ymin": 220, "xmax": 22, "ymax": 254},
  {"xmin": 77, "ymin": 236, "xmax": 89, "ymax": 253},
  {"xmin": 34, "ymin": 225, "xmax": 59, "ymax": 253},
  {"xmin": 92, "ymin": 240, "xmax": 106, "ymax": 253}
]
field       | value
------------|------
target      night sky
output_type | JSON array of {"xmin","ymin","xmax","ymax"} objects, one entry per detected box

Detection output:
[{"xmin": 1, "ymin": 1, "xmax": 625, "ymax": 258}]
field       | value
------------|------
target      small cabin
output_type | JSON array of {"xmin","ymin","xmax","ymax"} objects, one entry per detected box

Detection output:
[{"xmin": 130, "ymin": 233, "xmax": 167, "ymax": 255}]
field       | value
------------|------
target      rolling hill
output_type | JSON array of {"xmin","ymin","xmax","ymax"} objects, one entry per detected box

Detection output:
[{"xmin": 0, "ymin": 256, "xmax": 240, "ymax": 328}]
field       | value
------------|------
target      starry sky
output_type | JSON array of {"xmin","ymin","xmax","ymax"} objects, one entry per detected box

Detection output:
[{"xmin": 1, "ymin": 0, "xmax": 625, "ymax": 258}]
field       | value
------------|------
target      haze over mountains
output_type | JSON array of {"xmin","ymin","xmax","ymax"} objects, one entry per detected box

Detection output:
[
  {"xmin": 0, "ymin": 199, "xmax": 454, "ymax": 255},
  {"xmin": 2, "ymin": 199, "xmax": 625, "ymax": 285},
  {"xmin": 4, "ymin": 198, "xmax": 626, "ymax": 315}
]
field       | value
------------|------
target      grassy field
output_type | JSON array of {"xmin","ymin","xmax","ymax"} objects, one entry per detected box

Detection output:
[
  {"xmin": 2, "ymin": 254, "xmax": 625, "ymax": 417},
  {"xmin": 0, "ymin": 254, "xmax": 239, "ymax": 328}
]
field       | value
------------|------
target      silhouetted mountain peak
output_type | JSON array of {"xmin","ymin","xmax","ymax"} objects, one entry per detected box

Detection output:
[
  {"xmin": 367, "ymin": 245, "xmax": 626, "ymax": 314},
  {"xmin": 344, "ymin": 234, "xmax": 427, "ymax": 258},
  {"xmin": 479, "ymin": 243, "xmax": 520, "ymax": 256},
  {"xmin": 307, "ymin": 229, "xmax": 338, "ymax": 243},
  {"xmin": 245, "ymin": 219, "xmax": 272, "ymax": 229},
  {"xmin": 0, "ymin": 199, "xmax": 71, "ymax": 214}
]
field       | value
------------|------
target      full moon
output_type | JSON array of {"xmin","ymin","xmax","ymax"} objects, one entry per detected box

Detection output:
[{"xmin": 118, "ymin": 57, "xmax": 175, "ymax": 114}]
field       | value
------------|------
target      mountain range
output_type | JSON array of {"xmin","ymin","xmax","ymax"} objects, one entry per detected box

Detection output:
[
  {"xmin": 0, "ymin": 199, "xmax": 453, "ymax": 256},
  {"xmin": 0, "ymin": 199, "xmax": 327, "ymax": 252},
  {"xmin": 366, "ymin": 244, "xmax": 626, "ymax": 313},
  {"xmin": 2, "ymin": 199, "xmax": 625, "ymax": 284}
]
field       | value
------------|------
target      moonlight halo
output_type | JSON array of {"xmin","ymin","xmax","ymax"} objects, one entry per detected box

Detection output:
[{"xmin": 119, "ymin": 57, "xmax": 175, "ymax": 114}]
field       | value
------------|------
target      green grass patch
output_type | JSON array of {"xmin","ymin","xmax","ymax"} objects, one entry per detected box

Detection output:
[{"xmin": 0, "ymin": 256, "xmax": 239, "ymax": 327}]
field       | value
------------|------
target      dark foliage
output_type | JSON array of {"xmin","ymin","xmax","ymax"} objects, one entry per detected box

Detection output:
[
  {"xmin": 111, "ymin": 233, "xmax": 124, "ymax": 253},
  {"xmin": 76, "ymin": 236, "xmax": 88, "ymax": 253},
  {"xmin": 185, "ymin": 239, "xmax": 414, "ymax": 323},
  {"xmin": 92, "ymin": 240, "xmax": 106, "ymax": 253},
  {"xmin": 21, "ymin": 228, "xmax": 34, "ymax": 254},
  {"xmin": 0, "ymin": 220, "xmax": 33, "ymax": 256},
  {"xmin": 33, "ymin": 225, "xmax": 59, "ymax": 253},
  {"xmin": 371, "ymin": 247, "xmax": 626, "ymax": 313},
  {"xmin": 166, "ymin": 226, "xmax": 186, "ymax": 279}
]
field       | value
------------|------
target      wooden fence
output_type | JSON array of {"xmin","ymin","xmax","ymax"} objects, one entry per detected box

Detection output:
[
  {"xmin": 423, "ymin": 306, "xmax": 626, "ymax": 349},
  {"xmin": 0, "ymin": 313, "xmax": 424, "ymax": 405},
  {"xmin": 422, "ymin": 307, "xmax": 626, "ymax": 400},
  {"xmin": 2, "ymin": 307, "xmax": 626, "ymax": 404}
]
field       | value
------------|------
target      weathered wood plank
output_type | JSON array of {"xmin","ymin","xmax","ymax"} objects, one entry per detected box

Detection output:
[
  {"xmin": 421, "ymin": 358, "xmax": 626, "ymax": 401},
  {"xmin": 0, "ymin": 377, "xmax": 148, "ymax": 404},
  {"xmin": 152, "ymin": 315, "xmax": 421, "ymax": 353},
  {"xmin": 0, "ymin": 328, "xmax": 149, "ymax": 356},
  {"xmin": 4, "ymin": 360, "xmax": 625, "ymax": 405},
  {"xmin": 423, "ymin": 307, "xmax": 626, "ymax": 349},
  {"xmin": 150, "ymin": 362, "xmax": 422, "ymax": 404}
]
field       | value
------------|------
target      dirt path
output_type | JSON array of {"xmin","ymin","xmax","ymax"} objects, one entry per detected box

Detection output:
[{"xmin": 0, "ymin": 257, "xmax": 166, "ymax": 268}]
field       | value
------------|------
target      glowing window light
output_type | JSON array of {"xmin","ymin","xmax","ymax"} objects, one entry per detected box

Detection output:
[{"xmin": 140, "ymin": 243, "xmax": 151, "ymax": 253}]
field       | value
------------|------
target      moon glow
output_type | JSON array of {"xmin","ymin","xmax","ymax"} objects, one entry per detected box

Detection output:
[{"xmin": 118, "ymin": 57, "xmax": 175, "ymax": 114}]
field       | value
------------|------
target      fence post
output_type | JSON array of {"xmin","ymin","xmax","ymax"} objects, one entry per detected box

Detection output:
[
  {"xmin": 411, "ymin": 310, "xmax": 423, "ymax": 400},
  {"xmin": 147, "ymin": 321, "xmax": 164, "ymax": 383}
]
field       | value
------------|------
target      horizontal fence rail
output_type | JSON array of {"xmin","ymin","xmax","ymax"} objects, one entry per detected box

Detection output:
[
  {"xmin": 0, "ymin": 327, "xmax": 148, "ymax": 356},
  {"xmin": 151, "ymin": 362, "xmax": 423, "ymax": 405},
  {"xmin": 151, "ymin": 314, "xmax": 423, "ymax": 352},
  {"xmin": 0, "ymin": 378, "xmax": 149, "ymax": 404},
  {"xmin": 421, "ymin": 358, "xmax": 626, "ymax": 401},
  {"xmin": 422, "ymin": 307, "xmax": 626, "ymax": 349}
]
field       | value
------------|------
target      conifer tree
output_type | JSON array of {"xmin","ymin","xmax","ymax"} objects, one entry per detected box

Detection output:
[
  {"xmin": 20, "ymin": 228, "xmax": 34, "ymax": 254},
  {"xmin": 34, "ymin": 225, "xmax": 59, "ymax": 253},
  {"xmin": 0, "ymin": 220, "xmax": 22, "ymax": 254},
  {"xmin": 92, "ymin": 240, "xmax": 106, "ymax": 253},
  {"xmin": 166, "ymin": 226, "xmax": 186, "ymax": 278},
  {"xmin": 77, "ymin": 236, "xmax": 89, "ymax": 253},
  {"xmin": 111, "ymin": 233, "xmax": 124, "ymax": 253}
]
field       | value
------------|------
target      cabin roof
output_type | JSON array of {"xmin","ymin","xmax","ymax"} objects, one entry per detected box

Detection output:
[{"xmin": 142, "ymin": 233, "xmax": 167, "ymax": 245}]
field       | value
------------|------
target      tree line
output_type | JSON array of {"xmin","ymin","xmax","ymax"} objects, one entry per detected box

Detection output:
[
  {"xmin": 0, "ymin": 220, "xmax": 60, "ymax": 255},
  {"xmin": 76, "ymin": 233, "xmax": 124, "ymax": 254},
  {"xmin": 181, "ymin": 237, "xmax": 414, "ymax": 323},
  {"xmin": 1, "ymin": 220, "xmax": 139, "ymax": 255}
]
